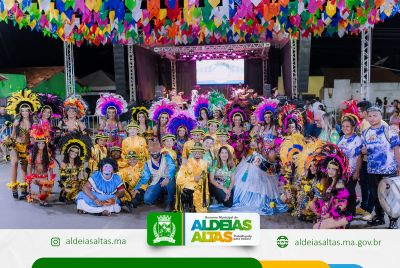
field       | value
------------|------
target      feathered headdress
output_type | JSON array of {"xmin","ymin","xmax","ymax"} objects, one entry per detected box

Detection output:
[
  {"xmin": 254, "ymin": 98, "xmax": 279, "ymax": 123},
  {"xmin": 208, "ymin": 91, "xmax": 227, "ymax": 112},
  {"xmin": 166, "ymin": 111, "xmax": 197, "ymax": 136},
  {"xmin": 340, "ymin": 100, "xmax": 361, "ymax": 124},
  {"xmin": 6, "ymin": 89, "xmax": 41, "ymax": 116},
  {"xmin": 295, "ymin": 138, "xmax": 324, "ymax": 178},
  {"xmin": 317, "ymin": 143, "xmax": 350, "ymax": 182},
  {"xmin": 95, "ymin": 93, "xmax": 128, "ymax": 117},
  {"xmin": 278, "ymin": 104, "xmax": 304, "ymax": 134},
  {"xmin": 279, "ymin": 133, "xmax": 306, "ymax": 166},
  {"xmin": 131, "ymin": 106, "xmax": 149, "ymax": 122},
  {"xmin": 38, "ymin": 93, "xmax": 63, "ymax": 119},
  {"xmin": 30, "ymin": 124, "xmax": 50, "ymax": 142},
  {"xmin": 63, "ymin": 95, "xmax": 88, "ymax": 118},
  {"xmin": 59, "ymin": 133, "xmax": 93, "ymax": 161},
  {"xmin": 149, "ymin": 98, "xmax": 178, "ymax": 122},
  {"xmin": 227, "ymin": 106, "xmax": 248, "ymax": 125},
  {"xmin": 193, "ymin": 94, "xmax": 210, "ymax": 119}
]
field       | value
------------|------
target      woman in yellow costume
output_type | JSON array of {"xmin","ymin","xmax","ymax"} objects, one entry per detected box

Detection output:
[
  {"xmin": 121, "ymin": 122, "xmax": 149, "ymax": 169},
  {"xmin": 6, "ymin": 89, "xmax": 41, "ymax": 200},
  {"xmin": 175, "ymin": 142, "xmax": 209, "ymax": 213},
  {"xmin": 88, "ymin": 134, "xmax": 109, "ymax": 173},
  {"xmin": 58, "ymin": 133, "xmax": 93, "ymax": 203},
  {"xmin": 118, "ymin": 151, "xmax": 145, "ymax": 211},
  {"xmin": 131, "ymin": 106, "xmax": 152, "ymax": 139}
]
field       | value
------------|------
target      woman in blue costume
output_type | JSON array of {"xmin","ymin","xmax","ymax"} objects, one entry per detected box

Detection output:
[
  {"xmin": 232, "ymin": 137, "xmax": 288, "ymax": 215},
  {"xmin": 76, "ymin": 158, "xmax": 125, "ymax": 216}
]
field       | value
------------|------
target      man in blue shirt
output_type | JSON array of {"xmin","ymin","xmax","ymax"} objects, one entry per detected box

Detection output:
[
  {"xmin": 361, "ymin": 106, "xmax": 400, "ymax": 229},
  {"xmin": 133, "ymin": 139, "xmax": 176, "ymax": 212}
]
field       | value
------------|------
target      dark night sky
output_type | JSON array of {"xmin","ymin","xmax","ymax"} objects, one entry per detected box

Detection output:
[{"xmin": 0, "ymin": 15, "xmax": 399, "ymax": 77}]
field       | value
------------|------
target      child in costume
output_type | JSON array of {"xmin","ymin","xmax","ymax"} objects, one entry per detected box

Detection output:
[
  {"xmin": 161, "ymin": 134, "xmax": 178, "ymax": 166},
  {"xmin": 206, "ymin": 119, "xmax": 220, "ymax": 141},
  {"xmin": 110, "ymin": 146, "xmax": 127, "ymax": 170},
  {"xmin": 26, "ymin": 125, "xmax": 55, "ymax": 207},
  {"xmin": 233, "ymin": 136, "xmax": 288, "ymax": 215},
  {"xmin": 193, "ymin": 95, "xmax": 210, "ymax": 130},
  {"xmin": 133, "ymin": 139, "xmax": 177, "ymax": 212},
  {"xmin": 166, "ymin": 111, "xmax": 197, "ymax": 166},
  {"xmin": 118, "ymin": 151, "xmax": 145, "ymax": 210},
  {"xmin": 58, "ymin": 95, "xmax": 87, "ymax": 135},
  {"xmin": 88, "ymin": 134, "xmax": 109, "ymax": 173},
  {"xmin": 6, "ymin": 89, "xmax": 40, "ymax": 200},
  {"xmin": 176, "ymin": 143, "xmax": 209, "ymax": 212},
  {"xmin": 182, "ymin": 127, "xmax": 205, "ymax": 163},
  {"xmin": 76, "ymin": 158, "xmax": 125, "ymax": 216},
  {"xmin": 131, "ymin": 106, "xmax": 152, "ymax": 139},
  {"xmin": 36, "ymin": 93, "xmax": 63, "ymax": 156},
  {"xmin": 121, "ymin": 122, "xmax": 149, "ymax": 169},
  {"xmin": 209, "ymin": 146, "xmax": 236, "ymax": 208},
  {"xmin": 96, "ymin": 93, "xmax": 127, "ymax": 149},
  {"xmin": 58, "ymin": 133, "xmax": 92, "ymax": 203},
  {"xmin": 215, "ymin": 129, "xmax": 235, "ymax": 158},
  {"xmin": 149, "ymin": 99, "xmax": 178, "ymax": 143}
]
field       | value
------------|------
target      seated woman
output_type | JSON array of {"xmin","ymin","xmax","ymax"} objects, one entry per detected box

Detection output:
[
  {"xmin": 209, "ymin": 146, "xmax": 236, "ymax": 208},
  {"xmin": 75, "ymin": 158, "xmax": 124, "ymax": 216},
  {"xmin": 233, "ymin": 138, "xmax": 288, "ymax": 215}
]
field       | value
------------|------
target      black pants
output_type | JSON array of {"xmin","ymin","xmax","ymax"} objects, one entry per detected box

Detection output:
[
  {"xmin": 210, "ymin": 184, "xmax": 234, "ymax": 208},
  {"xmin": 345, "ymin": 177, "xmax": 357, "ymax": 216},
  {"xmin": 368, "ymin": 173, "xmax": 398, "ymax": 221},
  {"xmin": 360, "ymin": 161, "xmax": 374, "ymax": 213},
  {"xmin": 131, "ymin": 189, "xmax": 145, "ymax": 208}
]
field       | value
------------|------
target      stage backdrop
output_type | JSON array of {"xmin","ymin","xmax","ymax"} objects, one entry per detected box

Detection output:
[{"xmin": 135, "ymin": 46, "xmax": 278, "ymax": 100}]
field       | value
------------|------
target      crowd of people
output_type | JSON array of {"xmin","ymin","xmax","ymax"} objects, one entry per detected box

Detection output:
[{"xmin": 1, "ymin": 88, "xmax": 399, "ymax": 229}]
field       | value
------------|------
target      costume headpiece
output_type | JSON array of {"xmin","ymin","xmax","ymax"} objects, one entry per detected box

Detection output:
[
  {"xmin": 216, "ymin": 129, "xmax": 229, "ymax": 137},
  {"xmin": 317, "ymin": 143, "xmax": 350, "ymax": 181},
  {"xmin": 279, "ymin": 133, "xmax": 306, "ymax": 166},
  {"xmin": 254, "ymin": 97, "xmax": 279, "ymax": 123},
  {"xmin": 190, "ymin": 127, "xmax": 205, "ymax": 135},
  {"xmin": 6, "ymin": 89, "xmax": 41, "ymax": 116},
  {"xmin": 30, "ymin": 124, "xmax": 50, "ymax": 142},
  {"xmin": 190, "ymin": 142, "xmax": 205, "ymax": 153},
  {"xmin": 38, "ymin": 93, "xmax": 63, "ymax": 119},
  {"xmin": 340, "ymin": 100, "xmax": 361, "ymax": 124},
  {"xmin": 227, "ymin": 107, "xmax": 248, "ymax": 125},
  {"xmin": 59, "ymin": 133, "xmax": 93, "ymax": 161},
  {"xmin": 94, "ymin": 133, "xmax": 109, "ymax": 143},
  {"xmin": 162, "ymin": 134, "xmax": 176, "ymax": 142},
  {"xmin": 208, "ymin": 91, "xmax": 227, "ymax": 113},
  {"xmin": 63, "ymin": 95, "xmax": 88, "ymax": 118},
  {"xmin": 149, "ymin": 98, "xmax": 178, "ymax": 122},
  {"xmin": 110, "ymin": 146, "xmax": 122, "ymax": 152},
  {"xmin": 125, "ymin": 151, "xmax": 138, "ymax": 159},
  {"xmin": 126, "ymin": 122, "xmax": 140, "ymax": 131},
  {"xmin": 278, "ymin": 104, "xmax": 304, "ymax": 134},
  {"xmin": 96, "ymin": 93, "xmax": 128, "ymax": 117},
  {"xmin": 207, "ymin": 119, "xmax": 221, "ymax": 127},
  {"xmin": 295, "ymin": 139, "xmax": 324, "ymax": 178},
  {"xmin": 193, "ymin": 94, "xmax": 210, "ymax": 119},
  {"xmin": 367, "ymin": 106, "xmax": 382, "ymax": 114},
  {"xmin": 167, "ymin": 112, "xmax": 197, "ymax": 136},
  {"xmin": 131, "ymin": 106, "xmax": 149, "ymax": 122}
]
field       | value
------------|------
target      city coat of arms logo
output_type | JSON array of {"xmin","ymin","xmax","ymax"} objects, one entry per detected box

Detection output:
[{"xmin": 153, "ymin": 214, "xmax": 176, "ymax": 244}]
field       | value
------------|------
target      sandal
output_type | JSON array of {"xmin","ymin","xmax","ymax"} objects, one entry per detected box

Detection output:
[
  {"xmin": 39, "ymin": 202, "xmax": 52, "ymax": 207},
  {"xmin": 12, "ymin": 190, "xmax": 18, "ymax": 200}
]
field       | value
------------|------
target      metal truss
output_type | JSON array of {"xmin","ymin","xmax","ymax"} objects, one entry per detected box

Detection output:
[
  {"xmin": 64, "ymin": 41, "xmax": 75, "ymax": 97},
  {"xmin": 290, "ymin": 37, "xmax": 298, "ymax": 99},
  {"xmin": 171, "ymin": 60, "xmax": 176, "ymax": 91},
  {"xmin": 127, "ymin": 44, "xmax": 137, "ymax": 102},
  {"xmin": 262, "ymin": 59, "xmax": 268, "ymax": 86},
  {"xmin": 153, "ymin": 43, "xmax": 271, "ymax": 60},
  {"xmin": 361, "ymin": 27, "xmax": 372, "ymax": 100}
]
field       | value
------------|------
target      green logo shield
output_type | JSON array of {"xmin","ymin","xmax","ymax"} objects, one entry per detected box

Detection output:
[{"xmin": 147, "ymin": 212, "xmax": 183, "ymax": 246}]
